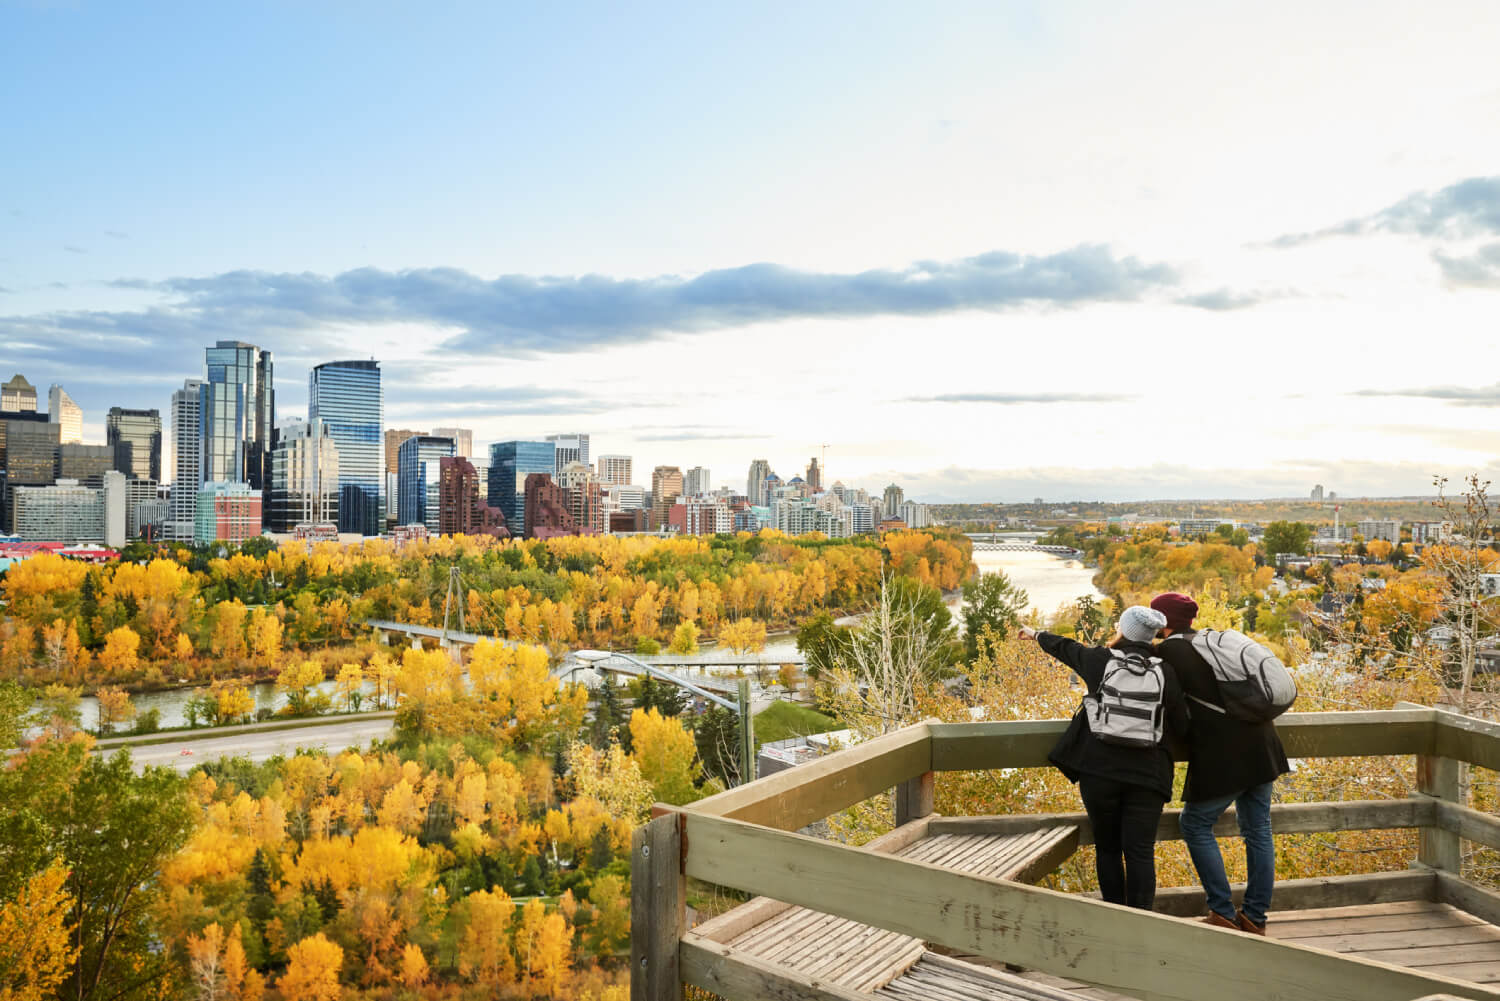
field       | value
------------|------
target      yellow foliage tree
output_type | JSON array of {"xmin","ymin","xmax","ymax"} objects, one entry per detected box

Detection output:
[
  {"xmin": 98, "ymin": 625, "xmax": 141, "ymax": 677},
  {"xmin": 457, "ymin": 888, "xmax": 515, "ymax": 986},
  {"xmin": 95, "ymin": 686, "xmax": 135, "ymax": 735},
  {"xmin": 280, "ymin": 933, "xmax": 343, "ymax": 1001},
  {"xmin": 398, "ymin": 942, "xmax": 429, "ymax": 989},
  {"xmin": 668, "ymin": 621, "xmax": 700, "ymax": 655},
  {"xmin": 277, "ymin": 660, "xmax": 327, "ymax": 716},
  {"xmin": 247, "ymin": 611, "xmax": 283, "ymax": 672},
  {"xmin": 718, "ymin": 617, "xmax": 766, "ymax": 653},
  {"xmin": 334, "ymin": 663, "xmax": 364, "ymax": 712},
  {"xmin": 628, "ymin": 708, "xmax": 701, "ymax": 805},
  {"xmin": 0, "ymin": 864, "xmax": 77, "ymax": 1001},
  {"xmin": 516, "ymin": 898, "xmax": 572, "ymax": 999}
]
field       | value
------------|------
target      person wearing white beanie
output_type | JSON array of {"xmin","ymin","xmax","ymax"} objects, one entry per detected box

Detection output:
[{"xmin": 1019, "ymin": 607, "xmax": 1187, "ymax": 910}]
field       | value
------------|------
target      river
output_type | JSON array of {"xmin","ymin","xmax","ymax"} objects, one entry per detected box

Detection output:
[{"xmin": 76, "ymin": 547, "xmax": 1103, "ymax": 729}]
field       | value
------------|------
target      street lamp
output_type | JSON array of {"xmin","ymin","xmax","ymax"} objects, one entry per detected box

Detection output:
[{"xmin": 573, "ymin": 649, "xmax": 755, "ymax": 784}]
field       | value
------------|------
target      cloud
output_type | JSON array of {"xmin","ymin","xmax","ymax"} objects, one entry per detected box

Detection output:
[
  {"xmin": 1173, "ymin": 288, "xmax": 1272, "ymax": 310},
  {"xmin": 1352, "ymin": 383, "xmax": 1500, "ymax": 406},
  {"xmin": 104, "ymin": 230, "xmax": 129, "ymax": 240},
  {"xmin": 63, "ymin": 244, "xmax": 88, "ymax": 254},
  {"xmin": 634, "ymin": 431, "xmax": 772, "ymax": 442},
  {"xmin": 901, "ymin": 391, "xmax": 1136, "ymax": 404},
  {"xmin": 1267, "ymin": 175, "xmax": 1500, "ymax": 248},
  {"xmin": 1434, "ymin": 242, "xmax": 1500, "ymax": 288},
  {"xmin": 0, "ymin": 245, "xmax": 1181, "ymax": 366},
  {"xmin": 383, "ymin": 383, "xmax": 617, "ymax": 419}
]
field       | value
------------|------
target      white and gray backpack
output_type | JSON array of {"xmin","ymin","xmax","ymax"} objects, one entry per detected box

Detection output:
[
  {"xmin": 1174, "ymin": 629, "xmax": 1297, "ymax": 723},
  {"xmin": 1083, "ymin": 650, "xmax": 1167, "ymax": 748}
]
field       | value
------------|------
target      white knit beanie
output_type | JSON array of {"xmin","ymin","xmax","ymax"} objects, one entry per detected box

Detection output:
[{"xmin": 1118, "ymin": 605, "xmax": 1168, "ymax": 643}]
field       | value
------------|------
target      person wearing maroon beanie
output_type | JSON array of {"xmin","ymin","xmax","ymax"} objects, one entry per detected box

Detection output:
[{"xmin": 1151, "ymin": 591, "xmax": 1289, "ymax": 935}]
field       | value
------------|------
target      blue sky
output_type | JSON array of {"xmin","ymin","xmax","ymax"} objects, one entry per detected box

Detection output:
[{"xmin": 4, "ymin": 1, "xmax": 1500, "ymax": 501}]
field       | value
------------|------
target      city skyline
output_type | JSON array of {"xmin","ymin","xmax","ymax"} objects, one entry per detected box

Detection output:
[{"xmin": 4, "ymin": 3, "xmax": 1500, "ymax": 501}]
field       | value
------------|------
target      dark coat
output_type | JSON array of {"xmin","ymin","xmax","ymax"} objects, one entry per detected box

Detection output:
[
  {"xmin": 1038, "ymin": 632, "xmax": 1189, "ymax": 801},
  {"xmin": 1156, "ymin": 630, "xmax": 1291, "ymax": 802}
]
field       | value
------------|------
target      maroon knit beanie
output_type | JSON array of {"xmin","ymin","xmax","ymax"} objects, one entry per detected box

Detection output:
[{"xmin": 1150, "ymin": 592, "xmax": 1198, "ymax": 631}]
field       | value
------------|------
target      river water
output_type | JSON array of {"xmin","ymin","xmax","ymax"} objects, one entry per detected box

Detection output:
[{"xmin": 76, "ymin": 547, "xmax": 1103, "ymax": 730}]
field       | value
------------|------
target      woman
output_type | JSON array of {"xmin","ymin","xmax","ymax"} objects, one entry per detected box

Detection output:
[{"xmin": 1020, "ymin": 606, "xmax": 1188, "ymax": 909}]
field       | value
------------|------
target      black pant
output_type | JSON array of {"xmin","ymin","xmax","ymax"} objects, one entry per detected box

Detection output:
[{"xmin": 1078, "ymin": 774, "xmax": 1166, "ymax": 909}]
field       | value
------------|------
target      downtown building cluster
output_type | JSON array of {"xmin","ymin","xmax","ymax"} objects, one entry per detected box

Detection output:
[{"xmin": 0, "ymin": 351, "xmax": 930, "ymax": 549}]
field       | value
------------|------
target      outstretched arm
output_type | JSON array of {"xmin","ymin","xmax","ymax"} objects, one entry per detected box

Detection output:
[{"xmin": 1021, "ymin": 627, "xmax": 1104, "ymax": 689}]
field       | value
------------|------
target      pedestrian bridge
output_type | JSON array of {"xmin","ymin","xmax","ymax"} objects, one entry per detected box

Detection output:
[
  {"xmin": 969, "ymin": 542, "xmax": 1084, "ymax": 557},
  {"xmin": 633, "ymin": 704, "xmax": 1500, "ymax": 1001}
]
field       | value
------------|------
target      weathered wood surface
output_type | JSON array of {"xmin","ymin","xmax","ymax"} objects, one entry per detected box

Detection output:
[
  {"xmin": 898, "ymin": 828, "xmax": 1079, "ymax": 883},
  {"xmin": 683, "ymin": 811, "xmax": 1499, "ymax": 1001},
  {"xmin": 1271, "ymin": 901, "xmax": 1500, "ymax": 985},
  {"xmin": 632, "ymin": 813, "xmax": 685, "ymax": 1001},
  {"xmin": 878, "ymin": 952, "xmax": 1085, "ymax": 1001},
  {"xmin": 1419, "ymin": 752, "xmax": 1464, "ymax": 872},
  {"xmin": 930, "ymin": 798, "xmax": 1432, "ymax": 846},
  {"xmin": 929, "ymin": 710, "xmax": 1437, "ymax": 771},
  {"xmin": 687, "ymin": 724, "xmax": 931, "ymax": 831},
  {"xmin": 1434, "ymin": 709, "xmax": 1500, "ymax": 772},
  {"xmin": 1438, "ymin": 801, "xmax": 1500, "ymax": 852},
  {"xmin": 1438, "ymin": 871, "xmax": 1500, "ymax": 929},
  {"xmin": 895, "ymin": 770, "xmax": 935, "ymax": 827},
  {"xmin": 680, "ymin": 935, "xmax": 880, "ymax": 1001},
  {"xmin": 1149, "ymin": 869, "xmax": 1435, "ymax": 918}
]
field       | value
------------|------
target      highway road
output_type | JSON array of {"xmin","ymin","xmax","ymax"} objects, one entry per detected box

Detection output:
[{"xmin": 120, "ymin": 717, "xmax": 396, "ymax": 773}]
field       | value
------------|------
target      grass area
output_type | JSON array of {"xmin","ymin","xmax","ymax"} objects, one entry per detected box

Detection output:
[{"xmin": 753, "ymin": 699, "xmax": 841, "ymax": 745}]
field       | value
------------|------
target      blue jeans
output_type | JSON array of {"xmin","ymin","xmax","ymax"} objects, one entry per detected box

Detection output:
[{"xmin": 1179, "ymin": 782, "xmax": 1274, "ymax": 925}]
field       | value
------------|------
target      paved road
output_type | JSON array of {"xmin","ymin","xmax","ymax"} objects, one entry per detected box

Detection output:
[{"xmin": 122, "ymin": 718, "xmax": 396, "ymax": 773}]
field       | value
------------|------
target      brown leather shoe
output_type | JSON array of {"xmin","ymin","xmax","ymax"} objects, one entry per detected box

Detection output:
[
  {"xmin": 1236, "ymin": 911, "xmax": 1266, "ymax": 935},
  {"xmin": 1203, "ymin": 911, "xmax": 1239, "ymax": 930}
]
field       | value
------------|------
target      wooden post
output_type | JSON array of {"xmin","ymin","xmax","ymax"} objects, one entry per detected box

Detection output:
[
  {"xmin": 894, "ymin": 770, "xmax": 934, "ymax": 827},
  {"xmin": 631, "ymin": 812, "xmax": 685, "ymax": 1001},
  {"xmin": 737, "ymin": 678, "xmax": 755, "ymax": 786},
  {"xmin": 1418, "ymin": 751, "xmax": 1462, "ymax": 872}
]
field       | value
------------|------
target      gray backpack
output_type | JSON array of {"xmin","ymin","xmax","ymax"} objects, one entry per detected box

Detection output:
[
  {"xmin": 1083, "ymin": 650, "xmax": 1167, "ymax": 748},
  {"xmin": 1175, "ymin": 629, "xmax": 1297, "ymax": 723}
]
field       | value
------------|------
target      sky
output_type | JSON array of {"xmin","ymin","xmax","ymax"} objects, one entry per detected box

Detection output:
[{"xmin": 3, "ymin": 0, "xmax": 1500, "ymax": 503}]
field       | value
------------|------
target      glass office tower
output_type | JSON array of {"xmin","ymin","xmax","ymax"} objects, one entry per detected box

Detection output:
[
  {"xmin": 398, "ymin": 435, "xmax": 455, "ymax": 533},
  {"xmin": 309, "ymin": 360, "xmax": 383, "ymax": 536},
  {"xmin": 106, "ymin": 407, "xmax": 162, "ymax": 481},
  {"xmin": 201, "ymin": 341, "xmax": 274, "ymax": 491},
  {"xmin": 488, "ymin": 440, "xmax": 556, "ymax": 538}
]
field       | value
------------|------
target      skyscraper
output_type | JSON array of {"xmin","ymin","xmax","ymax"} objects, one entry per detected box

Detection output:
[
  {"xmin": 883, "ymin": 483, "xmax": 905, "ymax": 517},
  {"xmin": 168, "ymin": 379, "xmax": 204, "ymax": 541},
  {"xmin": 684, "ymin": 466, "xmax": 711, "ymax": 496},
  {"xmin": 269, "ymin": 418, "xmax": 340, "ymax": 531},
  {"xmin": 651, "ymin": 465, "xmax": 683, "ymax": 530},
  {"xmin": 201, "ymin": 341, "xmax": 274, "ymax": 491},
  {"xmin": 48, "ymin": 385, "xmax": 82, "ymax": 444},
  {"xmin": 309, "ymin": 360, "xmax": 383, "ymax": 536},
  {"xmin": 546, "ymin": 433, "xmax": 590, "ymax": 475},
  {"xmin": 385, "ymin": 428, "xmax": 423, "ymax": 476},
  {"xmin": 596, "ymin": 454, "xmax": 632, "ymax": 486},
  {"xmin": 431, "ymin": 427, "xmax": 473, "ymax": 459},
  {"xmin": 488, "ymin": 440, "xmax": 556, "ymax": 538},
  {"xmin": 106, "ymin": 407, "xmax": 162, "ymax": 481},
  {"xmin": 398, "ymin": 435, "xmax": 455, "ymax": 533},
  {"xmin": 806, "ymin": 457, "xmax": 822, "ymax": 493},
  {"xmin": 747, "ymin": 459, "xmax": 771, "ymax": 506},
  {"xmin": 1, "ymin": 374, "xmax": 37, "ymax": 413}
]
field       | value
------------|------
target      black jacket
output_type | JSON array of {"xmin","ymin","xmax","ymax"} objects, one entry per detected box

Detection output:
[
  {"xmin": 1038, "ymin": 633, "xmax": 1189, "ymax": 801},
  {"xmin": 1156, "ymin": 630, "xmax": 1291, "ymax": 802}
]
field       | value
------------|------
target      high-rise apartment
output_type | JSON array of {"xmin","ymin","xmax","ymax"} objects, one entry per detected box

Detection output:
[
  {"xmin": 596, "ymin": 454, "xmax": 632, "ymax": 486},
  {"xmin": 651, "ymin": 465, "xmax": 683, "ymax": 530},
  {"xmin": 524, "ymin": 473, "xmax": 576, "ymax": 539},
  {"xmin": 398, "ymin": 435, "xmax": 455, "ymax": 533},
  {"xmin": 883, "ymin": 483, "xmax": 905, "ymax": 517},
  {"xmin": 195, "ymin": 481, "xmax": 263, "ymax": 545},
  {"xmin": 488, "ymin": 441, "xmax": 556, "ymax": 538},
  {"xmin": 168, "ymin": 379, "xmax": 204, "ymax": 541},
  {"xmin": 385, "ymin": 429, "xmax": 423, "ymax": 476},
  {"xmin": 202, "ymin": 341, "xmax": 274, "ymax": 491},
  {"xmin": 806, "ymin": 457, "xmax": 822, "ymax": 493},
  {"xmin": 431, "ymin": 427, "xmax": 473, "ymax": 459},
  {"xmin": 309, "ymin": 360, "xmax": 382, "ymax": 536},
  {"xmin": 1, "ymin": 374, "xmax": 37, "ymax": 413},
  {"xmin": 546, "ymin": 433, "xmax": 590, "ymax": 476},
  {"xmin": 13, "ymin": 472, "xmax": 126, "ymax": 547},
  {"xmin": 438, "ymin": 456, "xmax": 507, "ymax": 538},
  {"xmin": 747, "ymin": 459, "xmax": 771, "ymax": 507},
  {"xmin": 47, "ymin": 385, "xmax": 82, "ymax": 444},
  {"xmin": 106, "ymin": 407, "xmax": 162, "ymax": 481},
  {"xmin": 683, "ymin": 466, "xmax": 711, "ymax": 496},
  {"xmin": 269, "ymin": 418, "xmax": 340, "ymax": 532}
]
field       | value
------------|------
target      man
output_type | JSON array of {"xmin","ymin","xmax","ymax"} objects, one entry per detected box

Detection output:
[{"xmin": 1151, "ymin": 592, "xmax": 1289, "ymax": 934}]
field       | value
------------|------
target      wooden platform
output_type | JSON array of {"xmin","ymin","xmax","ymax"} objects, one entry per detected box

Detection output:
[{"xmin": 696, "ymin": 826, "xmax": 1079, "ymax": 994}]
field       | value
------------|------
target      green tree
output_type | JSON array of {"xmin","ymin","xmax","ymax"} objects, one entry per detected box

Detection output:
[
  {"xmin": 1263, "ymin": 520, "xmax": 1313, "ymax": 558},
  {"xmin": 692, "ymin": 705, "xmax": 741, "ymax": 787},
  {"xmin": 0, "ymin": 743, "xmax": 194, "ymax": 1001},
  {"xmin": 960, "ymin": 571, "xmax": 1029, "ymax": 660},
  {"xmin": 0, "ymin": 680, "xmax": 32, "ymax": 749},
  {"xmin": 795, "ymin": 611, "xmax": 850, "ymax": 681}
]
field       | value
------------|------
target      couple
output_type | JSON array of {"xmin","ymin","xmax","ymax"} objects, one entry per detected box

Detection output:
[{"xmin": 1019, "ymin": 592, "xmax": 1289, "ymax": 933}]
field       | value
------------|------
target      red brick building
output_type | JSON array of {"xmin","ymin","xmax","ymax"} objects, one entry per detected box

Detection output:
[
  {"xmin": 439, "ymin": 456, "xmax": 509, "ymax": 538},
  {"xmin": 523, "ymin": 473, "xmax": 576, "ymax": 539}
]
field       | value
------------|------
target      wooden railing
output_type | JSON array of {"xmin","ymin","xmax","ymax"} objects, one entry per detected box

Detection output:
[{"xmin": 631, "ymin": 706, "xmax": 1500, "ymax": 1001}]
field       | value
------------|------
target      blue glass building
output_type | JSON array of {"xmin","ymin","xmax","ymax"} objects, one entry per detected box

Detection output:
[
  {"xmin": 201, "ymin": 341, "xmax": 274, "ymax": 492},
  {"xmin": 309, "ymin": 360, "xmax": 384, "ymax": 536},
  {"xmin": 398, "ymin": 435, "xmax": 455, "ymax": 533},
  {"xmin": 488, "ymin": 440, "xmax": 556, "ymax": 537}
]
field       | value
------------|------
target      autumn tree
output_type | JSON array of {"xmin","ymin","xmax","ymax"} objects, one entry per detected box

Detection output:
[
  {"xmin": 95, "ymin": 687, "xmax": 135, "ymax": 736},
  {"xmin": 334, "ymin": 663, "xmax": 364, "ymax": 712},
  {"xmin": 457, "ymin": 888, "xmax": 515, "ymax": 986},
  {"xmin": 247, "ymin": 611, "xmax": 283, "ymax": 673},
  {"xmin": 98, "ymin": 626, "xmax": 141, "ymax": 677},
  {"xmin": 629, "ymin": 708, "xmax": 701, "ymax": 805},
  {"xmin": 280, "ymin": 933, "xmax": 343, "ymax": 1001},
  {"xmin": 668, "ymin": 620, "xmax": 700, "ymax": 655},
  {"xmin": 719, "ymin": 617, "xmax": 767, "ymax": 653},
  {"xmin": 960, "ymin": 570, "xmax": 1028, "ymax": 659},
  {"xmin": 0, "ymin": 864, "xmax": 77, "ymax": 1001},
  {"xmin": 277, "ymin": 660, "xmax": 330, "ymax": 716}
]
